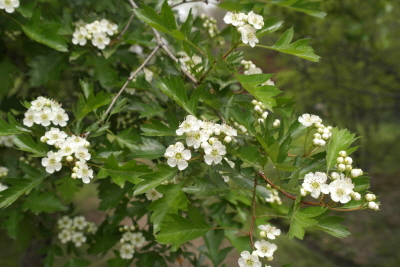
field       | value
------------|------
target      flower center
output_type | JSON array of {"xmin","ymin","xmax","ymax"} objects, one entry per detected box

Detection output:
[
  {"xmin": 211, "ymin": 149, "xmax": 219, "ymax": 157},
  {"xmin": 336, "ymin": 188, "xmax": 345, "ymax": 197},
  {"xmin": 245, "ymin": 258, "xmax": 254, "ymax": 265},
  {"xmin": 175, "ymin": 153, "xmax": 183, "ymax": 160},
  {"xmin": 311, "ymin": 181, "xmax": 320, "ymax": 189}
]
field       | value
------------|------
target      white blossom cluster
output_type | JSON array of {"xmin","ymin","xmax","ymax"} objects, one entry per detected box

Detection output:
[
  {"xmin": 145, "ymin": 188, "xmax": 163, "ymax": 201},
  {"xmin": 0, "ymin": 166, "xmax": 9, "ymax": 177},
  {"xmin": 39, "ymin": 128, "xmax": 94, "ymax": 183},
  {"xmin": 118, "ymin": 226, "xmax": 146, "ymax": 259},
  {"xmin": 23, "ymin": 96, "xmax": 69, "ymax": 127},
  {"xmin": 298, "ymin": 113, "xmax": 332, "ymax": 147},
  {"xmin": 165, "ymin": 115, "xmax": 238, "ymax": 170},
  {"xmin": 177, "ymin": 51, "xmax": 203, "ymax": 75},
  {"xmin": 265, "ymin": 184, "xmax": 282, "ymax": 205},
  {"xmin": 224, "ymin": 11, "xmax": 264, "ymax": 47},
  {"xmin": 251, "ymin": 99, "xmax": 280, "ymax": 128},
  {"xmin": 335, "ymin": 150, "xmax": 363, "ymax": 177},
  {"xmin": 72, "ymin": 19, "xmax": 118, "ymax": 50},
  {"xmin": 0, "ymin": 0, "xmax": 19, "ymax": 14},
  {"xmin": 241, "ymin": 60, "xmax": 262, "ymax": 75},
  {"xmin": 200, "ymin": 13, "xmax": 220, "ymax": 38},
  {"xmin": 0, "ymin": 135, "xmax": 14, "ymax": 147},
  {"xmin": 57, "ymin": 215, "xmax": 97, "ymax": 247},
  {"xmin": 238, "ymin": 224, "xmax": 280, "ymax": 267}
]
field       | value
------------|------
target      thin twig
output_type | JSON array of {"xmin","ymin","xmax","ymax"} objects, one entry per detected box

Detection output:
[
  {"xmin": 249, "ymin": 178, "xmax": 258, "ymax": 250},
  {"xmin": 103, "ymin": 46, "xmax": 160, "ymax": 120},
  {"xmin": 170, "ymin": 0, "xmax": 208, "ymax": 9},
  {"xmin": 212, "ymin": 227, "xmax": 249, "ymax": 236},
  {"xmin": 117, "ymin": 12, "xmax": 136, "ymax": 40}
]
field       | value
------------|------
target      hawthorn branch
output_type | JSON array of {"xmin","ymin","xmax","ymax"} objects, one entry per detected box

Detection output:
[
  {"xmin": 170, "ymin": 0, "xmax": 209, "ymax": 9},
  {"xmin": 249, "ymin": 178, "xmax": 258, "ymax": 250},
  {"xmin": 103, "ymin": 45, "xmax": 160, "ymax": 120},
  {"xmin": 116, "ymin": 12, "xmax": 136, "ymax": 40}
]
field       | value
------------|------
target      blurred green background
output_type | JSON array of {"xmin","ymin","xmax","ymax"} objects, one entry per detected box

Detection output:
[{"xmin": 1, "ymin": 0, "xmax": 399, "ymax": 266}]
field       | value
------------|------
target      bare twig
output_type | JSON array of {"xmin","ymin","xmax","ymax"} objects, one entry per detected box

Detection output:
[
  {"xmin": 170, "ymin": 0, "xmax": 209, "ymax": 9},
  {"xmin": 117, "ymin": 12, "xmax": 136, "ymax": 40},
  {"xmin": 103, "ymin": 46, "xmax": 161, "ymax": 120}
]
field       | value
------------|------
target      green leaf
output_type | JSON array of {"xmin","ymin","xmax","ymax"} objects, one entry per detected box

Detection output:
[
  {"xmin": 326, "ymin": 127, "xmax": 358, "ymax": 172},
  {"xmin": 257, "ymin": 27, "xmax": 320, "ymax": 62},
  {"xmin": 0, "ymin": 163, "xmax": 46, "ymax": 208},
  {"xmin": 256, "ymin": 17, "xmax": 284, "ymax": 37},
  {"xmin": 98, "ymin": 181, "xmax": 133, "ymax": 211},
  {"xmin": 129, "ymin": 137, "xmax": 166, "ymax": 160},
  {"xmin": 271, "ymin": 0, "xmax": 327, "ymax": 18},
  {"xmin": 55, "ymin": 176, "xmax": 80, "ymax": 202},
  {"xmin": 313, "ymin": 216, "xmax": 350, "ymax": 238},
  {"xmin": 133, "ymin": 164, "xmax": 177, "ymax": 195},
  {"xmin": 277, "ymin": 135, "xmax": 292, "ymax": 163},
  {"xmin": 114, "ymin": 128, "xmax": 141, "ymax": 151},
  {"xmin": 97, "ymin": 154, "xmax": 151, "ymax": 188},
  {"xmin": 156, "ymin": 205, "xmax": 211, "ymax": 251},
  {"xmin": 75, "ymin": 91, "xmax": 113, "ymax": 119},
  {"xmin": 1, "ymin": 210, "xmax": 23, "ymax": 239},
  {"xmin": 141, "ymin": 119, "xmax": 176, "ymax": 136},
  {"xmin": 182, "ymin": 176, "xmax": 230, "ymax": 196},
  {"xmin": 237, "ymin": 146, "xmax": 261, "ymax": 166},
  {"xmin": 0, "ymin": 58, "xmax": 19, "ymax": 96},
  {"xmin": 21, "ymin": 9, "xmax": 68, "ymax": 52},
  {"xmin": 230, "ymin": 104, "xmax": 256, "ymax": 135},
  {"xmin": 0, "ymin": 117, "xmax": 22, "ymax": 136},
  {"xmin": 28, "ymin": 52, "xmax": 67, "ymax": 86},
  {"xmin": 157, "ymin": 75, "xmax": 197, "ymax": 116},
  {"xmin": 287, "ymin": 206, "xmax": 327, "ymax": 239},
  {"xmin": 13, "ymin": 134, "xmax": 47, "ymax": 157},
  {"xmin": 276, "ymin": 163, "xmax": 298, "ymax": 172},
  {"xmin": 22, "ymin": 192, "xmax": 66, "ymax": 214},
  {"xmin": 203, "ymin": 230, "xmax": 233, "ymax": 266},
  {"xmin": 148, "ymin": 183, "xmax": 188, "ymax": 233}
]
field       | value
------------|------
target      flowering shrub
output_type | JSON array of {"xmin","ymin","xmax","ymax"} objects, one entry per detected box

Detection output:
[{"xmin": 0, "ymin": 0, "xmax": 379, "ymax": 266}]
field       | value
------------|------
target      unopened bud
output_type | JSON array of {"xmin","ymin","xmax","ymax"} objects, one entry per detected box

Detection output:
[
  {"xmin": 345, "ymin": 164, "xmax": 353, "ymax": 171},
  {"xmin": 261, "ymin": 112, "xmax": 268, "ymax": 119},
  {"xmin": 254, "ymin": 105, "xmax": 261, "ymax": 111},
  {"xmin": 344, "ymin": 157, "xmax": 353, "ymax": 165},
  {"xmin": 72, "ymin": 167, "xmax": 78, "ymax": 173},
  {"xmin": 336, "ymin": 157, "xmax": 344, "ymax": 164},
  {"xmin": 260, "ymin": 230, "xmax": 267, "ymax": 238},
  {"xmin": 66, "ymin": 155, "xmax": 74, "ymax": 162},
  {"xmin": 251, "ymin": 100, "xmax": 258, "ymax": 105},
  {"xmin": 317, "ymin": 127, "xmax": 324, "ymax": 134},
  {"xmin": 331, "ymin": 172, "xmax": 340, "ymax": 180},
  {"xmin": 314, "ymin": 133, "xmax": 322, "ymax": 139},
  {"xmin": 258, "ymin": 118, "xmax": 264, "ymax": 124},
  {"xmin": 71, "ymin": 173, "xmax": 77, "ymax": 179},
  {"xmin": 214, "ymin": 128, "xmax": 221, "ymax": 135},
  {"xmin": 337, "ymin": 164, "xmax": 346, "ymax": 172},
  {"xmin": 368, "ymin": 201, "xmax": 378, "ymax": 210},
  {"xmin": 351, "ymin": 192, "xmax": 361, "ymax": 201},
  {"xmin": 338, "ymin": 151, "xmax": 347, "ymax": 157},
  {"xmin": 40, "ymin": 136, "xmax": 48, "ymax": 143},
  {"xmin": 365, "ymin": 193, "xmax": 376, "ymax": 201},
  {"xmin": 272, "ymin": 119, "xmax": 280, "ymax": 128},
  {"xmin": 300, "ymin": 188, "xmax": 308, "ymax": 196},
  {"xmin": 351, "ymin": 168, "xmax": 363, "ymax": 178},
  {"xmin": 322, "ymin": 133, "xmax": 330, "ymax": 140},
  {"xmin": 84, "ymin": 141, "xmax": 90, "ymax": 148},
  {"xmin": 224, "ymin": 136, "xmax": 232, "ymax": 143}
]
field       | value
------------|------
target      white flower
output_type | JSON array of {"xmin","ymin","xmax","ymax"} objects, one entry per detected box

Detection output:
[
  {"xmin": 254, "ymin": 240, "xmax": 277, "ymax": 258},
  {"xmin": 34, "ymin": 107, "xmax": 55, "ymax": 126},
  {"xmin": 75, "ymin": 162, "xmax": 94, "ymax": 184},
  {"xmin": 145, "ymin": 188, "xmax": 163, "ymax": 201},
  {"xmin": 330, "ymin": 172, "xmax": 344, "ymax": 180},
  {"xmin": 30, "ymin": 96, "xmax": 47, "ymax": 111},
  {"xmin": 247, "ymin": 11, "xmax": 264, "ymax": 29},
  {"xmin": 238, "ymin": 251, "xmax": 262, "ymax": 267},
  {"xmin": 58, "ymin": 140, "xmax": 76, "ymax": 156},
  {"xmin": 298, "ymin": 113, "xmax": 321, "ymax": 127},
  {"xmin": 164, "ymin": 142, "xmax": 191, "ymax": 170},
  {"xmin": 328, "ymin": 177, "xmax": 354, "ymax": 203},
  {"xmin": 91, "ymin": 32, "xmax": 110, "ymax": 49},
  {"xmin": 120, "ymin": 243, "xmax": 135, "ymax": 259},
  {"xmin": 176, "ymin": 115, "xmax": 202, "ymax": 136},
  {"xmin": 219, "ymin": 124, "xmax": 237, "ymax": 137},
  {"xmin": 58, "ymin": 216, "xmax": 73, "ymax": 229},
  {"xmin": 204, "ymin": 141, "xmax": 226, "ymax": 165},
  {"xmin": 72, "ymin": 27, "xmax": 88, "ymax": 46},
  {"xmin": 86, "ymin": 20, "xmax": 102, "ymax": 34},
  {"xmin": 131, "ymin": 232, "xmax": 146, "ymax": 248},
  {"xmin": 0, "ymin": 136, "xmax": 14, "ymax": 147},
  {"xmin": 238, "ymin": 24, "xmax": 259, "ymax": 48},
  {"xmin": 68, "ymin": 135, "xmax": 86, "ymax": 147},
  {"xmin": 41, "ymin": 151, "xmax": 62, "ymax": 174},
  {"xmin": 223, "ymin": 12, "xmax": 246, "ymax": 27},
  {"xmin": 0, "ymin": 0, "xmax": 20, "ymax": 13},
  {"xmin": 120, "ymin": 232, "xmax": 134, "ymax": 243},
  {"xmin": 302, "ymin": 172, "xmax": 329, "ymax": 199},
  {"xmin": 186, "ymin": 130, "xmax": 209, "ymax": 149},
  {"xmin": 244, "ymin": 67, "xmax": 262, "ymax": 75},
  {"xmin": 44, "ymin": 128, "xmax": 68, "ymax": 146},
  {"xmin": 73, "ymin": 216, "xmax": 87, "ymax": 230},
  {"xmin": 72, "ymin": 231, "xmax": 87, "ymax": 247},
  {"xmin": 52, "ymin": 109, "xmax": 69, "ymax": 127},
  {"xmin": 58, "ymin": 228, "xmax": 73, "ymax": 243},
  {"xmin": 262, "ymin": 79, "xmax": 275, "ymax": 86},
  {"xmin": 74, "ymin": 147, "xmax": 91, "ymax": 161},
  {"xmin": 258, "ymin": 224, "xmax": 281, "ymax": 240},
  {"xmin": 23, "ymin": 109, "xmax": 36, "ymax": 127}
]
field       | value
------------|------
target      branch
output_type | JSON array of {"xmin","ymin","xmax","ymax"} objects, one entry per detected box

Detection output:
[
  {"xmin": 170, "ymin": 0, "xmax": 209, "ymax": 9},
  {"xmin": 103, "ymin": 45, "xmax": 160, "ymax": 120},
  {"xmin": 116, "ymin": 12, "xmax": 136, "ymax": 40},
  {"xmin": 249, "ymin": 177, "xmax": 258, "ymax": 250}
]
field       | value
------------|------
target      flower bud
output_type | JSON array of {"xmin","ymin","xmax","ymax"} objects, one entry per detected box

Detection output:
[
  {"xmin": 331, "ymin": 172, "xmax": 340, "ymax": 180},
  {"xmin": 365, "ymin": 193, "xmax": 376, "ymax": 201},
  {"xmin": 214, "ymin": 128, "xmax": 221, "ymax": 135},
  {"xmin": 130, "ymin": 225, "xmax": 135, "ymax": 231},
  {"xmin": 254, "ymin": 105, "xmax": 261, "ymax": 111},
  {"xmin": 72, "ymin": 167, "xmax": 78, "ymax": 173},
  {"xmin": 338, "ymin": 151, "xmax": 347, "ymax": 157},
  {"xmin": 260, "ymin": 230, "xmax": 267, "ymax": 238},
  {"xmin": 351, "ymin": 192, "xmax": 361, "ymax": 201},
  {"xmin": 66, "ymin": 155, "xmax": 74, "ymax": 162},
  {"xmin": 71, "ymin": 173, "xmax": 77, "ymax": 179},
  {"xmin": 323, "ymin": 128, "xmax": 330, "ymax": 134},
  {"xmin": 368, "ymin": 201, "xmax": 378, "ymax": 210},
  {"xmin": 322, "ymin": 133, "xmax": 330, "ymax": 140},
  {"xmin": 345, "ymin": 164, "xmax": 353, "ymax": 171},
  {"xmin": 258, "ymin": 118, "xmax": 264, "ymax": 124},
  {"xmin": 45, "ymin": 100, "xmax": 52, "ymax": 106},
  {"xmin": 84, "ymin": 141, "xmax": 90, "ymax": 148},
  {"xmin": 351, "ymin": 168, "xmax": 363, "ymax": 178},
  {"xmin": 40, "ymin": 136, "xmax": 48, "ymax": 143},
  {"xmin": 267, "ymin": 256, "xmax": 273, "ymax": 261},
  {"xmin": 260, "ymin": 104, "xmax": 266, "ymax": 110},
  {"xmin": 317, "ymin": 127, "xmax": 324, "ymax": 134},
  {"xmin": 224, "ymin": 136, "xmax": 232, "ymax": 143},
  {"xmin": 344, "ymin": 157, "xmax": 353, "ymax": 165},
  {"xmin": 300, "ymin": 188, "xmax": 308, "ymax": 196},
  {"xmin": 208, "ymin": 138, "xmax": 217, "ymax": 145},
  {"xmin": 261, "ymin": 112, "xmax": 268, "ymax": 119},
  {"xmin": 337, "ymin": 164, "xmax": 346, "ymax": 172},
  {"xmin": 313, "ymin": 134, "xmax": 321, "ymax": 140},
  {"xmin": 314, "ymin": 122, "xmax": 322, "ymax": 128},
  {"xmin": 336, "ymin": 157, "xmax": 344, "ymax": 164}
]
